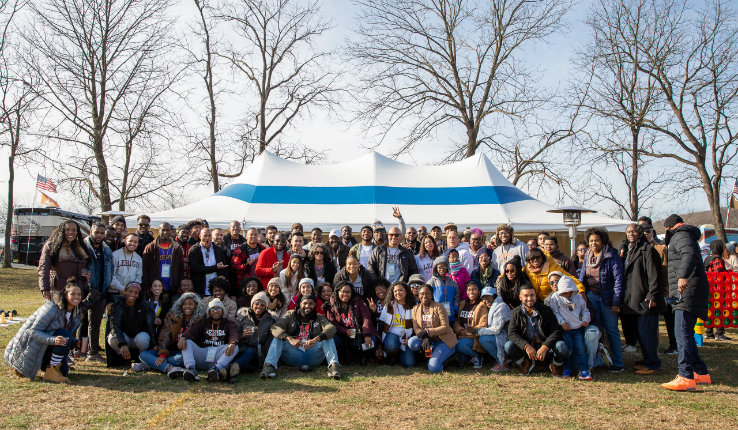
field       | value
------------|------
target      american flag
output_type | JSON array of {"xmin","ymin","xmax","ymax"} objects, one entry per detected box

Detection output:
[
  {"xmin": 35, "ymin": 175, "xmax": 57, "ymax": 193},
  {"xmin": 733, "ymin": 178, "xmax": 738, "ymax": 195}
]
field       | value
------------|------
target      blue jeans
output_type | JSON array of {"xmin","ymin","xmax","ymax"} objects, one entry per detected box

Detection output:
[
  {"xmin": 383, "ymin": 333, "xmax": 416, "ymax": 368},
  {"xmin": 504, "ymin": 340, "xmax": 568, "ymax": 365},
  {"xmin": 478, "ymin": 333, "xmax": 507, "ymax": 365},
  {"xmin": 264, "ymin": 338, "xmax": 339, "ymax": 369},
  {"xmin": 584, "ymin": 325, "xmax": 604, "ymax": 369},
  {"xmin": 407, "ymin": 336, "xmax": 456, "ymax": 373},
  {"xmin": 562, "ymin": 327, "xmax": 588, "ymax": 372},
  {"xmin": 637, "ymin": 313, "xmax": 661, "ymax": 370},
  {"xmin": 455, "ymin": 338, "xmax": 479, "ymax": 361},
  {"xmin": 233, "ymin": 347, "xmax": 259, "ymax": 371},
  {"xmin": 139, "ymin": 349, "xmax": 184, "ymax": 372},
  {"xmin": 674, "ymin": 310, "xmax": 708, "ymax": 379},
  {"xmin": 587, "ymin": 291, "xmax": 623, "ymax": 368}
]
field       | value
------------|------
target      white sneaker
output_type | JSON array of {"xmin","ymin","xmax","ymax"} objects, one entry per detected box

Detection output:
[
  {"xmin": 598, "ymin": 342, "xmax": 613, "ymax": 368},
  {"xmin": 622, "ymin": 344, "xmax": 637, "ymax": 353},
  {"xmin": 130, "ymin": 362, "xmax": 151, "ymax": 373}
]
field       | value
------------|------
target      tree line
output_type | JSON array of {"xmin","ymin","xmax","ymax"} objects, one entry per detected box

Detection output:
[{"xmin": 0, "ymin": 0, "xmax": 735, "ymax": 252}]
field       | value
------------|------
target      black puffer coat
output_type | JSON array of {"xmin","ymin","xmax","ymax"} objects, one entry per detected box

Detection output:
[{"xmin": 666, "ymin": 225, "xmax": 709, "ymax": 319}]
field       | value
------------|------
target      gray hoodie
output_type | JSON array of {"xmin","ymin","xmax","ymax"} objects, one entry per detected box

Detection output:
[{"xmin": 547, "ymin": 277, "xmax": 590, "ymax": 329}]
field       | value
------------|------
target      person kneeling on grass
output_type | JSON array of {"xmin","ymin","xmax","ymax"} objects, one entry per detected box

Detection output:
[
  {"xmin": 547, "ymin": 277, "xmax": 593, "ymax": 380},
  {"xmin": 107, "ymin": 282, "xmax": 156, "ymax": 368},
  {"xmin": 180, "ymin": 298, "xmax": 239, "ymax": 382},
  {"xmin": 408, "ymin": 285, "xmax": 458, "ymax": 373},
  {"xmin": 229, "ymin": 291, "xmax": 276, "ymax": 383},
  {"xmin": 136, "ymin": 292, "xmax": 206, "ymax": 377},
  {"xmin": 474, "ymin": 286, "xmax": 511, "ymax": 372},
  {"xmin": 453, "ymin": 280, "xmax": 489, "ymax": 368},
  {"xmin": 505, "ymin": 284, "xmax": 568, "ymax": 377},
  {"xmin": 5, "ymin": 280, "xmax": 86, "ymax": 383},
  {"xmin": 324, "ymin": 282, "xmax": 379, "ymax": 366},
  {"xmin": 260, "ymin": 294, "xmax": 341, "ymax": 380}
]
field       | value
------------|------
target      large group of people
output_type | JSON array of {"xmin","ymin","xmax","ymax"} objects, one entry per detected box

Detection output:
[{"xmin": 4, "ymin": 209, "xmax": 726, "ymax": 392}]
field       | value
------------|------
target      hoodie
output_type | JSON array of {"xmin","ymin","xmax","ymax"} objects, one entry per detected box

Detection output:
[
  {"xmin": 477, "ymin": 294, "xmax": 512, "ymax": 336},
  {"xmin": 110, "ymin": 247, "xmax": 143, "ymax": 294},
  {"xmin": 427, "ymin": 256, "xmax": 460, "ymax": 322},
  {"xmin": 547, "ymin": 277, "xmax": 590, "ymax": 329}
]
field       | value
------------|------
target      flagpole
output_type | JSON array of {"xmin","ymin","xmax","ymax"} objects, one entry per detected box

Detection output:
[
  {"xmin": 26, "ymin": 187, "xmax": 37, "ymax": 265},
  {"xmin": 727, "ymin": 191, "xmax": 732, "ymax": 229}
]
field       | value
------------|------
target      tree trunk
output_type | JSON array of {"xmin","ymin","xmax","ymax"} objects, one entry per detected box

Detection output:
[
  {"xmin": 93, "ymin": 131, "xmax": 112, "ymax": 212},
  {"xmin": 464, "ymin": 124, "xmax": 477, "ymax": 158},
  {"xmin": 3, "ymin": 150, "xmax": 14, "ymax": 268},
  {"xmin": 628, "ymin": 129, "xmax": 639, "ymax": 221},
  {"xmin": 695, "ymin": 162, "xmax": 728, "ymax": 243}
]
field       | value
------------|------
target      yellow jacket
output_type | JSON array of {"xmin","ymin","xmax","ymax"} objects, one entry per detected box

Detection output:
[{"xmin": 523, "ymin": 260, "xmax": 584, "ymax": 300}]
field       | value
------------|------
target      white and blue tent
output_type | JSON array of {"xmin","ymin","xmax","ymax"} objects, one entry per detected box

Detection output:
[{"xmin": 138, "ymin": 151, "xmax": 630, "ymax": 231}]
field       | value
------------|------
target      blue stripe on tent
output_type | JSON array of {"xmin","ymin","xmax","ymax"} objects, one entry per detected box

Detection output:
[{"xmin": 215, "ymin": 184, "xmax": 533, "ymax": 205}]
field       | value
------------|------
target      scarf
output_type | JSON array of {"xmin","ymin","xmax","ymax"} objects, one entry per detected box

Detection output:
[
  {"xmin": 586, "ymin": 245, "xmax": 608, "ymax": 269},
  {"xmin": 479, "ymin": 264, "xmax": 495, "ymax": 285},
  {"xmin": 449, "ymin": 260, "xmax": 462, "ymax": 275}
]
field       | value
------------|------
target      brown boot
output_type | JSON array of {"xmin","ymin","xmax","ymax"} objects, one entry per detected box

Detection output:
[{"xmin": 44, "ymin": 364, "xmax": 70, "ymax": 384}]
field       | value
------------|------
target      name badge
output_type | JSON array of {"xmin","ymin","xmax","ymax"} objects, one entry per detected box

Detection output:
[
  {"xmin": 205, "ymin": 347, "xmax": 217, "ymax": 362},
  {"xmin": 161, "ymin": 264, "xmax": 171, "ymax": 278}
]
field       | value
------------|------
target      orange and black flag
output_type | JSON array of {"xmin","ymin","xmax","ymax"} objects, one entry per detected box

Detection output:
[{"xmin": 40, "ymin": 192, "xmax": 59, "ymax": 208}]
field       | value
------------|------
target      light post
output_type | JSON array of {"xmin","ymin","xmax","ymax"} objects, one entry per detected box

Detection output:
[{"xmin": 547, "ymin": 206, "xmax": 596, "ymax": 257}]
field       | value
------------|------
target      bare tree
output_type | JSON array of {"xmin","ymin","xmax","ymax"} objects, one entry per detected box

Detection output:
[
  {"xmin": 23, "ymin": 0, "xmax": 186, "ymax": 212},
  {"xmin": 186, "ymin": 0, "xmax": 226, "ymax": 192},
  {"xmin": 572, "ymin": 0, "xmax": 669, "ymax": 220},
  {"xmin": 609, "ymin": 0, "xmax": 738, "ymax": 242},
  {"xmin": 216, "ymin": 0, "xmax": 341, "ymax": 156},
  {"xmin": 0, "ymin": 0, "xmax": 41, "ymax": 267},
  {"xmin": 349, "ymin": 0, "xmax": 572, "ymax": 162}
]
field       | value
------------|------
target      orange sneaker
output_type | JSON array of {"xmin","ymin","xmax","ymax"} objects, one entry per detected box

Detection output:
[
  {"xmin": 693, "ymin": 373, "xmax": 711, "ymax": 385},
  {"xmin": 661, "ymin": 375, "xmax": 696, "ymax": 391}
]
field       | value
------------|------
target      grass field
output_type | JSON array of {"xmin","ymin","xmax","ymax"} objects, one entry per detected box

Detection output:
[{"xmin": 0, "ymin": 267, "xmax": 736, "ymax": 430}]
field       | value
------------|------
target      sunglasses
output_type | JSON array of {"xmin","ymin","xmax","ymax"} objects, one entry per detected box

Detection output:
[
  {"xmin": 313, "ymin": 251, "xmax": 324, "ymax": 255},
  {"xmin": 138, "ymin": 223, "xmax": 149, "ymax": 227},
  {"xmin": 505, "ymin": 269, "xmax": 516, "ymax": 273},
  {"xmin": 388, "ymin": 233, "xmax": 400, "ymax": 237}
]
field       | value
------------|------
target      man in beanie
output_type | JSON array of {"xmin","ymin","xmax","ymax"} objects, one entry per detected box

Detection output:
[
  {"xmin": 660, "ymin": 214, "xmax": 711, "ymax": 391},
  {"xmin": 110, "ymin": 215, "xmax": 127, "ymax": 251},
  {"xmin": 180, "ymin": 298, "xmax": 239, "ymax": 382},
  {"xmin": 260, "ymin": 294, "xmax": 340, "ymax": 379}
]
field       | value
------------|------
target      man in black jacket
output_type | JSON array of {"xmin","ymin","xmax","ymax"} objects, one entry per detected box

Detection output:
[
  {"xmin": 505, "ymin": 284, "xmax": 567, "ymax": 377},
  {"xmin": 260, "ymin": 294, "xmax": 340, "ymax": 379},
  {"xmin": 661, "ymin": 214, "xmax": 711, "ymax": 391},
  {"xmin": 622, "ymin": 223, "xmax": 662, "ymax": 375},
  {"xmin": 367, "ymin": 227, "xmax": 419, "ymax": 284},
  {"xmin": 134, "ymin": 215, "xmax": 155, "ymax": 256},
  {"xmin": 188, "ymin": 228, "xmax": 229, "ymax": 296}
]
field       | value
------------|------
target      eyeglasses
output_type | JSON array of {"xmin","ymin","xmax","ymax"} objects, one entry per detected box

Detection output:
[
  {"xmin": 504, "ymin": 269, "xmax": 516, "ymax": 274},
  {"xmin": 138, "ymin": 223, "xmax": 149, "ymax": 227},
  {"xmin": 252, "ymin": 302, "xmax": 266, "ymax": 307},
  {"xmin": 388, "ymin": 233, "xmax": 400, "ymax": 237}
]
